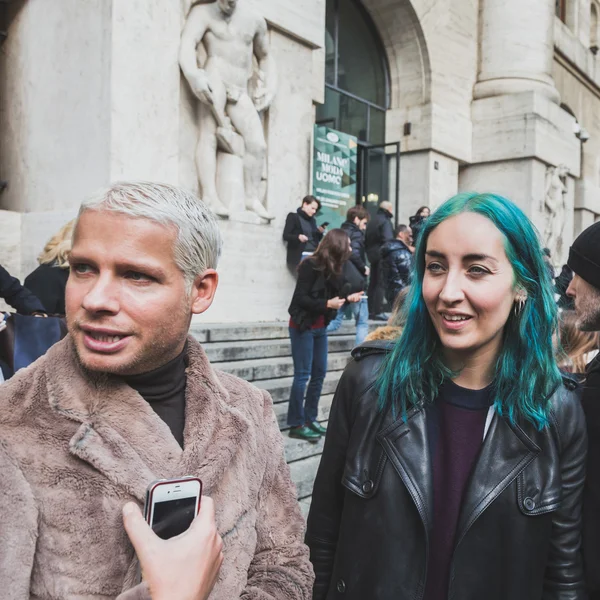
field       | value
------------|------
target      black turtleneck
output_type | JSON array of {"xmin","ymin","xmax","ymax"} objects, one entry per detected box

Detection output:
[{"xmin": 124, "ymin": 345, "xmax": 188, "ymax": 448}]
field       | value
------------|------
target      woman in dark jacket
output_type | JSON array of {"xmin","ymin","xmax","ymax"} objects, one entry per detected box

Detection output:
[
  {"xmin": 287, "ymin": 229, "xmax": 361, "ymax": 442},
  {"xmin": 306, "ymin": 193, "xmax": 587, "ymax": 599},
  {"xmin": 409, "ymin": 205, "xmax": 430, "ymax": 246},
  {"xmin": 24, "ymin": 219, "xmax": 74, "ymax": 316}
]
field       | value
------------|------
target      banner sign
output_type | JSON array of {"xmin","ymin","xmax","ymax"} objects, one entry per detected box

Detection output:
[{"xmin": 311, "ymin": 125, "xmax": 358, "ymax": 230}]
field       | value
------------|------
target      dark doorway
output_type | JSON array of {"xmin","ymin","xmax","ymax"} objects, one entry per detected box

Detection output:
[{"xmin": 357, "ymin": 142, "xmax": 400, "ymax": 226}]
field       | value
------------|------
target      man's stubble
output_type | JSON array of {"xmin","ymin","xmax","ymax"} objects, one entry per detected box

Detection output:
[
  {"xmin": 575, "ymin": 284, "xmax": 600, "ymax": 332},
  {"xmin": 69, "ymin": 300, "xmax": 192, "ymax": 377}
]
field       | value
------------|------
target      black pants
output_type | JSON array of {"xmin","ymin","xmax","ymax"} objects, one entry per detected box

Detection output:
[{"xmin": 367, "ymin": 259, "xmax": 385, "ymax": 316}]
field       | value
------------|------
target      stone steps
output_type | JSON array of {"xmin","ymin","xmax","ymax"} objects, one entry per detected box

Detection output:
[
  {"xmin": 204, "ymin": 334, "xmax": 355, "ymax": 363},
  {"xmin": 192, "ymin": 320, "xmax": 375, "ymax": 514},
  {"xmin": 191, "ymin": 320, "xmax": 359, "ymax": 343},
  {"xmin": 216, "ymin": 351, "xmax": 350, "ymax": 382},
  {"xmin": 273, "ymin": 393, "xmax": 333, "ymax": 431},
  {"xmin": 254, "ymin": 370, "xmax": 342, "ymax": 403},
  {"xmin": 283, "ymin": 420, "xmax": 329, "ymax": 462}
]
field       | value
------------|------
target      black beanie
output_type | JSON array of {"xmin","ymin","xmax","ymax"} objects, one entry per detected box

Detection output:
[{"xmin": 567, "ymin": 221, "xmax": 600, "ymax": 291}]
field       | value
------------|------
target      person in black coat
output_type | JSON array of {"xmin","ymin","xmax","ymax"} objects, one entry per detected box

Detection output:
[
  {"xmin": 287, "ymin": 229, "xmax": 361, "ymax": 443},
  {"xmin": 282, "ymin": 195, "xmax": 325, "ymax": 270},
  {"xmin": 364, "ymin": 201, "xmax": 394, "ymax": 319},
  {"xmin": 408, "ymin": 205, "xmax": 430, "ymax": 247},
  {"xmin": 565, "ymin": 221, "xmax": 600, "ymax": 599},
  {"xmin": 341, "ymin": 206, "xmax": 370, "ymax": 280},
  {"xmin": 0, "ymin": 264, "xmax": 45, "ymax": 315},
  {"xmin": 24, "ymin": 219, "xmax": 74, "ymax": 316},
  {"xmin": 380, "ymin": 224, "xmax": 413, "ymax": 304},
  {"xmin": 326, "ymin": 206, "xmax": 371, "ymax": 345}
]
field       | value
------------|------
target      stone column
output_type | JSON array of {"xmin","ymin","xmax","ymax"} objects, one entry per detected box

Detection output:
[
  {"xmin": 474, "ymin": 0, "xmax": 560, "ymax": 103},
  {"xmin": 462, "ymin": 0, "xmax": 581, "ymax": 265}
]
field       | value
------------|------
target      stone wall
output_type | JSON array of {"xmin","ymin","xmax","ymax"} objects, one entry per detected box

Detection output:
[
  {"xmin": 0, "ymin": 0, "xmax": 325, "ymax": 324},
  {"xmin": 2, "ymin": 0, "xmax": 600, "ymax": 320},
  {"xmin": 554, "ymin": 15, "xmax": 600, "ymax": 232}
]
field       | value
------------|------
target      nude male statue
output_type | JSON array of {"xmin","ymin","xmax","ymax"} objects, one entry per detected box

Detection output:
[{"xmin": 179, "ymin": 0, "xmax": 276, "ymax": 220}]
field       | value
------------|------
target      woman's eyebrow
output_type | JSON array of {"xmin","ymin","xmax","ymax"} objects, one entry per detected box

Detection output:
[
  {"xmin": 463, "ymin": 253, "xmax": 498, "ymax": 263},
  {"xmin": 425, "ymin": 250, "xmax": 445, "ymax": 258},
  {"xmin": 425, "ymin": 250, "xmax": 499, "ymax": 263}
]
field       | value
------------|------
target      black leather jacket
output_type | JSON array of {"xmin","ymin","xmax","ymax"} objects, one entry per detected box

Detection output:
[
  {"xmin": 380, "ymin": 239, "xmax": 412, "ymax": 301},
  {"xmin": 582, "ymin": 353, "xmax": 600, "ymax": 593},
  {"xmin": 306, "ymin": 343, "xmax": 587, "ymax": 600},
  {"xmin": 288, "ymin": 258, "xmax": 342, "ymax": 331}
]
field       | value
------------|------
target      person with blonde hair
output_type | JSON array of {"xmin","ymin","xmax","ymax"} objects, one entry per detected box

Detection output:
[
  {"xmin": 24, "ymin": 219, "xmax": 75, "ymax": 315},
  {"xmin": 557, "ymin": 309, "xmax": 599, "ymax": 375},
  {"xmin": 363, "ymin": 286, "xmax": 409, "ymax": 342}
]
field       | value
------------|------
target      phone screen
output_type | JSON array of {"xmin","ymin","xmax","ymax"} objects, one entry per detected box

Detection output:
[{"xmin": 151, "ymin": 497, "xmax": 197, "ymax": 540}]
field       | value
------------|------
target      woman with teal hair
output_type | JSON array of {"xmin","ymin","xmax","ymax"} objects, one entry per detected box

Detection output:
[{"xmin": 306, "ymin": 192, "xmax": 587, "ymax": 600}]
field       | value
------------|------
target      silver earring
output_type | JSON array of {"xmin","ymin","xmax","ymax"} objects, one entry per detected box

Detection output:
[{"xmin": 514, "ymin": 296, "xmax": 526, "ymax": 316}]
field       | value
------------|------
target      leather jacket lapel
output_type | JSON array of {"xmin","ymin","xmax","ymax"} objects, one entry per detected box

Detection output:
[
  {"xmin": 377, "ymin": 404, "xmax": 540, "ymax": 549},
  {"xmin": 455, "ymin": 413, "xmax": 540, "ymax": 545},
  {"xmin": 378, "ymin": 408, "xmax": 433, "ymax": 535}
]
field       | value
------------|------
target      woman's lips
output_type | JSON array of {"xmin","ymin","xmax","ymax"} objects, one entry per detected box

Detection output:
[{"xmin": 440, "ymin": 314, "xmax": 473, "ymax": 331}]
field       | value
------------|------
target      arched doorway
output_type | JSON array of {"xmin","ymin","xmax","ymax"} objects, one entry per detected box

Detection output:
[
  {"xmin": 316, "ymin": 0, "xmax": 397, "ymax": 216},
  {"xmin": 318, "ymin": 0, "xmax": 389, "ymax": 144}
]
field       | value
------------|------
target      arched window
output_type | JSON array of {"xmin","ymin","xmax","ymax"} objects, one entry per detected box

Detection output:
[
  {"xmin": 556, "ymin": 0, "xmax": 567, "ymax": 23},
  {"xmin": 591, "ymin": 2, "xmax": 599, "ymax": 54},
  {"xmin": 317, "ymin": 0, "xmax": 390, "ymax": 144}
]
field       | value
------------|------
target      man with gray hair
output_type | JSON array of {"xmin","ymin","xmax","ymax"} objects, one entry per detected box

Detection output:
[{"xmin": 0, "ymin": 182, "xmax": 313, "ymax": 599}]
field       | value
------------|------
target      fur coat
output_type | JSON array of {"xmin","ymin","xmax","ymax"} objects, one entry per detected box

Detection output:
[{"xmin": 0, "ymin": 335, "xmax": 313, "ymax": 599}]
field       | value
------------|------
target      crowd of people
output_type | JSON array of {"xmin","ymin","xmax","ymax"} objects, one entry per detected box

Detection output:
[
  {"xmin": 282, "ymin": 198, "xmax": 420, "ymax": 443},
  {"xmin": 2, "ymin": 184, "xmax": 600, "ymax": 599}
]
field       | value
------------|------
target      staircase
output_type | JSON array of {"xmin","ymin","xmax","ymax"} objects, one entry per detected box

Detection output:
[{"xmin": 189, "ymin": 320, "xmax": 366, "ymax": 517}]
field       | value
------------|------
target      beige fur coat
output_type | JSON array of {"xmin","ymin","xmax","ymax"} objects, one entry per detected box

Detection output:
[{"xmin": 0, "ymin": 335, "xmax": 313, "ymax": 599}]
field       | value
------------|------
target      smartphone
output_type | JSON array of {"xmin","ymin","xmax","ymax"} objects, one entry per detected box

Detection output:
[
  {"xmin": 321, "ymin": 221, "xmax": 330, "ymax": 227},
  {"xmin": 143, "ymin": 477, "xmax": 202, "ymax": 540}
]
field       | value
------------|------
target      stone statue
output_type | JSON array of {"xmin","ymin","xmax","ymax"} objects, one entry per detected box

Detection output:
[
  {"xmin": 542, "ymin": 164, "xmax": 569, "ymax": 261},
  {"xmin": 179, "ymin": 0, "xmax": 277, "ymax": 221}
]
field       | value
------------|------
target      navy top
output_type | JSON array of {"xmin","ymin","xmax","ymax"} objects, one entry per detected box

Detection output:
[{"xmin": 423, "ymin": 379, "xmax": 494, "ymax": 600}]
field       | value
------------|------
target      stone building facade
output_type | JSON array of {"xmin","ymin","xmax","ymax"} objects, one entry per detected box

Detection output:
[{"xmin": 0, "ymin": 0, "xmax": 599, "ymax": 322}]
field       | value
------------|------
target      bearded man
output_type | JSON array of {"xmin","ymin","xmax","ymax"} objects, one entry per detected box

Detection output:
[{"xmin": 566, "ymin": 221, "xmax": 600, "ymax": 599}]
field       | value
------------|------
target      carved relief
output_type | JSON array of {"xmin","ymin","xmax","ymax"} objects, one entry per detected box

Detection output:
[
  {"xmin": 542, "ymin": 164, "xmax": 569, "ymax": 261},
  {"xmin": 179, "ymin": 0, "xmax": 277, "ymax": 222}
]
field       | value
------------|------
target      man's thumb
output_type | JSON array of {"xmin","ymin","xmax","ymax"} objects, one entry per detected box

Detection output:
[{"xmin": 122, "ymin": 502, "xmax": 156, "ymax": 559}]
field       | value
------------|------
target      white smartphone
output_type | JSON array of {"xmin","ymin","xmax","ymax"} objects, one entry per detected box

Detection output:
[{"xmin": 143, "ymin": 476, "xmax": 202, "ymax": 540}]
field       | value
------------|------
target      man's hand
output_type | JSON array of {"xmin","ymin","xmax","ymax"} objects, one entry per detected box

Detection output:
[
  {"xmin": 190, "ymin": 72, "xmax": 214, "ymax": 106},
  {"xmin": 122, "ymin": 497, "xmax": 223, "ymax": 600},
  {"xmin": 327, "ymin": 297, "xmax": 346, "ymax": 310},
  {"xmin": 364, "ymin": 266, "xmax": 370, "ymax": 277},
  {"xmin": 298, "ymin": 234, "xmax": 309, "ymax": 243},
  {"xmin": 347, "ymin": 292, "xmax": 364, "ymax": 303},
  {"xmin": 317, "ymin": 226, "xmax": 326, "ymax": 234}
]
